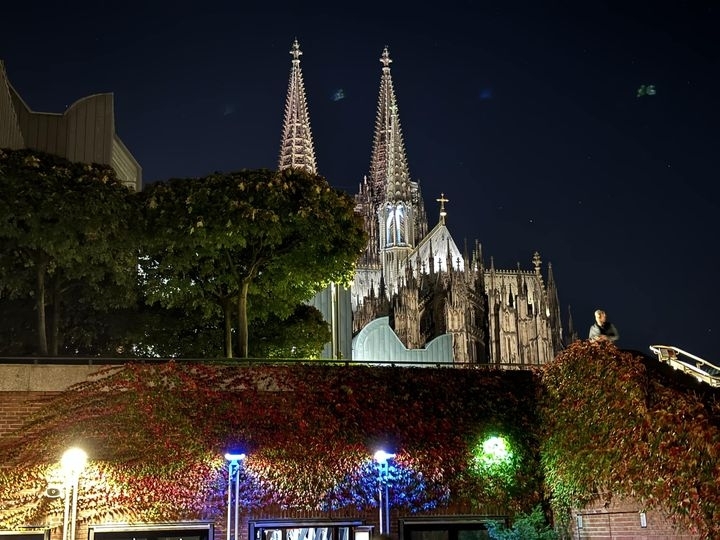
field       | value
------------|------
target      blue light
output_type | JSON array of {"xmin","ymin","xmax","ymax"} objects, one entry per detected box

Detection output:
[
  {"xmin": 374, "ymin": 450, "xmax": 395, "ymax": 464},
  {"xmin": 224, "ymin": 453, "xmax": 246, "ymax": 462}
]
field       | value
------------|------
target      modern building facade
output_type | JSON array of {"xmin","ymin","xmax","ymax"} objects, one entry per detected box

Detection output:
[{"xmin": 0, "ymin": 60, "xmax": 141, "ymax": 191}]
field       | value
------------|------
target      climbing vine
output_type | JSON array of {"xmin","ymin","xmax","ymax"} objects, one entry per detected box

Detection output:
[
  {"xmin": 3, "ymin": 344, "xmax": 716, "ymax": 538},
  {"xmin": 540, "ymin": 340, "xmax": 720, "ymax": 539},
  {"xmin": 0, "ymin": 362, "xmax": 544, "ymax": 528}
]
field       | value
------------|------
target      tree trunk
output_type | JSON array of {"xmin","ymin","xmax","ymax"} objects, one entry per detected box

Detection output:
[
  {"xmin": 49, "ymin": 279, "xmax": 60, "ymax": 356},
  {"xmin": 35, "ymin": 265, "xmax": 48, "ymax": 355},
  {"xmin": 223, "ymin": 297, "xmax": 233, "ymax": 358},
  {"xmin": 237, "ymin": 280, "xmax": 250, "ymax": 358}
]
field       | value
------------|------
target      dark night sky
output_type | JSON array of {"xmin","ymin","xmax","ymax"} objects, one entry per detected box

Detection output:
[{"xmin": 2, "ymin": 1, "xmax": 718, "ymax": 360}]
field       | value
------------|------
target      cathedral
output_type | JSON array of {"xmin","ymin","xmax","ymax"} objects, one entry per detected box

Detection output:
[{"xmin": 277, "ymin": 41, "xmax": 564, "ymax": 365}]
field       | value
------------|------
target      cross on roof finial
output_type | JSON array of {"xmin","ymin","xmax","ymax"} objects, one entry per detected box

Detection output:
[
  {"xmin": 290, "ymin": 39, "xmax": 302, "ymax": 63},
  {"xmin": 380, "ymin": 47, "xmax": 392, "ymax": 69},
  {"xmin": 437, "ymin": 193, "xmax": 449, "ymax": 225}
]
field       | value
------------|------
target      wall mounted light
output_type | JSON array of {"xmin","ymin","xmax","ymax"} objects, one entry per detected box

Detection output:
[
  {"xmin": 61, "ymin": 447, "xmax": 87, "ymax": 540},
  {"xmin": 374, "ymin": 450, "xmax": 395, "ymax": 535},
  {"xmin": 225, "ymin": 453, "xmax": 246, "ymax": 540}
]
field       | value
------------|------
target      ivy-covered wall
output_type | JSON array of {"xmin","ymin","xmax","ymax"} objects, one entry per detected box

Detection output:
[
  {"xmin": 1, "ymin": 341, "xmax": 718, "ymax": 539},
  {"xmin": 0, "ymin": 361, "xmax": 544, "ymax": 529}
]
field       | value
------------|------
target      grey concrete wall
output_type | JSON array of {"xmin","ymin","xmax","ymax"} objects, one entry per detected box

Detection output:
[{"xmin": 0, "ymin": 364, "xmax": 109, "ymax": 392}]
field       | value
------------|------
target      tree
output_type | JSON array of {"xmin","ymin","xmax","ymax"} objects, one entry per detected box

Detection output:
[
  {"xmin": 140, "ymin": 168, "xmax": 366, "ymax": 358},
  {"xmin": 486, "ymin": 505, "xmax": 557, "ymax": 539},
  {"xmin": 0, "ymin": 148, "xmax": 140, "ymax": 355},
  {"xmin": 248, "ymin": 304, "xmax": 332, "ymax": 359}
]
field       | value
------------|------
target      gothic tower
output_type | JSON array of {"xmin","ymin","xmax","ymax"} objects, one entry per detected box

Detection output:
[
  {"xmin": 349, "ymin": 48, "xmax": 562, "ymax": 365},
  {"xmin": 278, "ymin": 39, "xmax": 317, "ymax": 174},
  {"xmin": 271, "ymin": 42, "xmax": 563, "ymax": 365},
  {"xmin": 353, "ymin": 47, "xmax": 428, "ymax": 310},
  {"xmin": 276, "ymin": 40, "xmax": 351, "ymax": 360}
]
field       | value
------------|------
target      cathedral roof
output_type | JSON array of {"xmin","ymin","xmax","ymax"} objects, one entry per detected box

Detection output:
[
  {"xmin": 411, "ymin": 221, "xmax": 464, "ymax": 273},
  {"xmin": 277, "ymin": 40, "xmax": 318, "ymax": 174}
]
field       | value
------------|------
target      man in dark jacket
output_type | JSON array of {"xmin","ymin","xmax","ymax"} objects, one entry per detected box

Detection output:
[{"xmin": 589, "ymin": 309, "xmax": 619, "ymax": 343}]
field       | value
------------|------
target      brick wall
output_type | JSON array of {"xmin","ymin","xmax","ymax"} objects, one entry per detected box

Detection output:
[
  {"xmin": 0, "ymin": 390, "xmax": 58, "ymax": 439},
  {"xmin": 573, "ymin": 495, "xmax": 700, "ymax": 539}
]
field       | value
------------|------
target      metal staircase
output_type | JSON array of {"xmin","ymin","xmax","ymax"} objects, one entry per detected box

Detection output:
[{"xmin": 649, "ymin": 345, "xmax": 720, "ymax": 387}]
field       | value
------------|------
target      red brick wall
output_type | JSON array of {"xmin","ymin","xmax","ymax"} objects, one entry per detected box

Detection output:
[
  {"xmin": 573, "ymin": 496, "xmax": 700, "ymax": 539},
  {"xmin": 0, "ymin": 390, "xmax": 58, "ymax": 439}
]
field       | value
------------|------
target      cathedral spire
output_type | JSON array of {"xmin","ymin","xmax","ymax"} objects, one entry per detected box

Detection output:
[
  {"xmin": 369, "ymin": 47, "xmax": 411, "ymax": 205},
  {"xmin": 277, "ymin": 39, "xmax": 317, "ymax": 174},
  {"xmin": 546, "ymin": 262, "xmax": 564, "ymax": 352}
]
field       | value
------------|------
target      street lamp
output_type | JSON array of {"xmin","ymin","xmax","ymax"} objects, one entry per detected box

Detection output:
[
  {"xmin": 225, "ymin": 452, "xmax": 246, "ymax": 540},
  {"xmin": 61, "ymin": 447, "xmax": 87, "ymax": 540},
  {"xmin": 374, "ymin": 450, "xmax": 395, "ymax": 535}
]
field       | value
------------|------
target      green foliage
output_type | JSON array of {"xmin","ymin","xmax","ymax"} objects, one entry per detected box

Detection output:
[
  {"xmin": 469, "ymin": 435, "xmax": 519, "ymax": 491},
  {"xmin": 486, "ymin": 505, "xmax": 557, "ymax": 539},
  {"xmin": 0, "ymin": 148, "xmax": 140, "ymax": 355},
  {"xmin": 540, "ymin": 340, "xmax": 720, "ymax": 539},
  {"xmin": 248, "ymin": 304, "xmax": 332, "ymax": 359},
  {"xmin": 0, "ymin": 152, "xmax": 364, "ymax": 358},
  {"xmin": 139, "ymin": 168, "xmax": 366, "ymax": 357}
]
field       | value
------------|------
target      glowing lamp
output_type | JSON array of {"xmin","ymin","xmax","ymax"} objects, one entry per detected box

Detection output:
[
  {"xmin": 374, "ymin": 450, "xmax": 395, "ymax": 464},
  {"xmin": 61, "ymin": 447, "xmax": 87, "ymax": 476}
]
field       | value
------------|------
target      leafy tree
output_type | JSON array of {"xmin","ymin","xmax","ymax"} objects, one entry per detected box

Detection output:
[
  {"xmin": 102, "ymin": 303, "xmax": 226, "ymax": 358},
  {"xmin": 248, "ymin": 304, "xmax": 331, "ymax": 359},
  {"xmin": 140, "ymin": 168, "xmax": 366, "ymax": 358},
  {"xmin": 0, "ymin": 148, "xmax": 140, "ymax": 355},
  {"xmin": 486, "ymin": 505, "xmax": 557, "ymax": 539}
]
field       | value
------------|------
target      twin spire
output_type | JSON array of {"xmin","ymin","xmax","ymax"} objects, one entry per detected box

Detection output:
[{"xmin": 277, "ymin": 42, "xmax": 414, "ymax": 210}]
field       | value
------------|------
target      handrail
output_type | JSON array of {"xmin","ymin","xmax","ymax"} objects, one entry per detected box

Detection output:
[{"xmin": 649, "ymin": 344, "xmax": 720, "ymax": 387}]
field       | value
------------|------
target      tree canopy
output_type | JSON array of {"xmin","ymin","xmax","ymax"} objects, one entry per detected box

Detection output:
[
  {"xmin": 0, "ymin": 148, "xmax": 139, "ymax": 355},
  {"xmin": 139, "ymin": 168, "xmax": 366, "ymax": 358}
]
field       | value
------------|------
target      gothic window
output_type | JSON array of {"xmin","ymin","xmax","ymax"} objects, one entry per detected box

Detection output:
[
  {"xmin": 396, "ymin": 204, "xmax": 406, "ymax": 244},
  {"xmin": 385, "ymin": 205, "xmax": 396, "ymax": 246}
]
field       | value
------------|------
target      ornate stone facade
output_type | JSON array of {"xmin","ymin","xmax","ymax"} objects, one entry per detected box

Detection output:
[
  {"xmin": 277, "ymin": 43, "xmax": 563, "ymax": 364},
  {"xmin": 350, "ymin": 48, "xmax": 563, "ymax": 365}
]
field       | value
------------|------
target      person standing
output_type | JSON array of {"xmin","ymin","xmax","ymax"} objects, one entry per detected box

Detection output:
[{"xmin": 588, "ymin": 309, "xmax": 619, "ymax": 343}]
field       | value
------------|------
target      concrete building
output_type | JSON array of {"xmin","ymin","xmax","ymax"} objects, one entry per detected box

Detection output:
[{"xmin": 0, "ymin": 60, "xmax": 141, "ymax": 191}]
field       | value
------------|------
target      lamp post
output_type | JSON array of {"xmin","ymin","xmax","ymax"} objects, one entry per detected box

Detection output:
[
  {"xmin": 61, "ymin": 447, "xmax": 87, "ymax": 540},
  {"xmin": 225, "ymin": 453, "xmax": 246, "ymax": 540},
  {"xmin": 374, "ymin": 450, "xmax": 395, "ymax": 536}
]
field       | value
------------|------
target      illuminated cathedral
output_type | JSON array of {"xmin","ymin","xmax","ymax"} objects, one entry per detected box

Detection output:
[{"xmin": 278, "ymin": 41, "xmax": 564, "ymax": 365}]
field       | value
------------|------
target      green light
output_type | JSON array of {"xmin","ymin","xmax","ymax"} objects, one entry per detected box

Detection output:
[
  {"xmin": 482, "ymin": 436, "xmax": 510, "ymax": 466},
  {"xmin": 471, "ymin": 434, "xmax": 516, "ymax": 484}
]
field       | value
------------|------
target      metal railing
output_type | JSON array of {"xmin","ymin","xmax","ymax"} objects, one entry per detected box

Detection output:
[{"xmin": 649, "ymin": 344, "xmax": 720, "ymax": 387}]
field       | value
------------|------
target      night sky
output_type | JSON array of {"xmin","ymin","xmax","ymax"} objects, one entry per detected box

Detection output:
[{"xmin": 2, "ymin": 2, "xmax": 718, "ymax": 360}]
